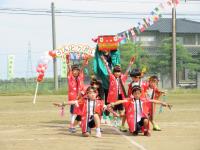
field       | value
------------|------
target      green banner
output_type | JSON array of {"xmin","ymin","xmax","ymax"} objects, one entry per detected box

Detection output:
[
  {"xmin": 7, "ymin": 55, "xmax": 15, "ymax": 80},
  {"xmin": 61, "ymin": 56, "xmax": 67, "ymax": 78}
]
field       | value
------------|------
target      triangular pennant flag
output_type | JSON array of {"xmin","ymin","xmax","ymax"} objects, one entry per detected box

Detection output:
[
  {"xmin": 133, "ymin": 27, "xmax": 140, "ymax": 35},
  {"xmin": 167, "ymin": 0, "xmax": 173, "ymax": 6},
  {"xmin": 142, "ymin": 18, "xmax": 149, "ymax": 27},
  {"xmin": 130, "ymin": 29, "xmax": 136, "ymax": 37},
  {"xmin": 150, "ymin": 11, "xmax": 156, "ymax": 15},
  {"xmin": 138, "ymin": 22, "xmax": 145, "ymax": 32},
  {"xmin": 147, "ymin": 17, "xmax": 154, "ymax": 26},
  {"xmin": 158, "ymin": 3, "xmax": 165, "ymax": 10},
  {"xmin": 125, "ymin": 31, "xmax": 130, "ymax": 40}
]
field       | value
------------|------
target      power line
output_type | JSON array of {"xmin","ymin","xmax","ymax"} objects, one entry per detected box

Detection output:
[
  {"xmin": 0, "ymin": 11, "xmax": 200, "ymax": 20},
  {"xmin": 0, "ymin": 8, "xmax": 200, "ymax": 15}
]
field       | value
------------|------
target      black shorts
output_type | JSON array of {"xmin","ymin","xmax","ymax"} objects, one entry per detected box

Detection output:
[
  {"xmin": 113, "ymin": 103, "xmax": 124, "ymax": 111},
  {"xmin": 75, "ymin": 115, "xmax": 82, "ymax": 121},
  {"xmin": 113, "ymin": 94, "xmax": 124, "ymax": 111},
  {"xmin": 70, "ymin": 104, "xmax": 75, "ymax": 114},
  {"xmin": 135, "ymin": 117, "xmax": 147, "ymax": 132},
  {"xmin": 88, "ymin": 115, "xmax": 95, "ymax": 128}
]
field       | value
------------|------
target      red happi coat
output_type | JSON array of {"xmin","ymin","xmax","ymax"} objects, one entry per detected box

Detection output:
[
  {"xmin": 75, "ymin": 98, "xmax": 104, "ymax": 133},
  {"xmin": 107, "ymin": 74, "xmax": 128, "ymax": 103},
  {"xmin": 123, "ymin": 98, "xmax": 150, "ymax": 133},
  {"xmin": 67, "ymin": 71, "xmax": 84, "ymax": 101},
  {"xmin": 142, "ymin": 83, "xmax": 162, "ymax": 116}
]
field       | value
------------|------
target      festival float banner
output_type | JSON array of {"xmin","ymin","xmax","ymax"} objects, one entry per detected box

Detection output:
[
  {"xmin": 49, "ymin": 44, "xmax": 95, "ymax": 60},
  {"xmin": 95, "ymin": 35, "xmax": 121, "ymax": 51}
]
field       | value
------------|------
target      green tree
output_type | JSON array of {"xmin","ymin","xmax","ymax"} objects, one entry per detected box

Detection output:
[
  {"xmin": 118, "ymin": 40, "xmax": 149, "ymax": 72},
  {"xmin": 148, "ymin": 38, "xmax": 200, "ymax": 78}
]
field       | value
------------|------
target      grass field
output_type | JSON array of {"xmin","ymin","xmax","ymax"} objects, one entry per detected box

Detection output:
[{"xmin": 0, "ymin": 93, "xmax": 200, "ymax": 150}]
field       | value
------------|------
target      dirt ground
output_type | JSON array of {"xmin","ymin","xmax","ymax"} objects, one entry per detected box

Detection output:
[{"xmin": 0, "ymin": 94, "xmax": 200, "ymax": 150}]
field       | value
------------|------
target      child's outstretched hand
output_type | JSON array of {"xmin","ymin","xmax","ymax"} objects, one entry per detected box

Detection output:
[
  {"xmin": 53, "ymin": 102, "xmax": 62, "ymax": 107},
  {"xmin": 160, "ymin": 90, "xmax": 167, "ymax": 96},
  {"xmin": 167, "ymin": 104, "xmax": 173, "ymax": 110},
  {"xmin": 162, "ymin": 102, "xmax": 173, "ymax": 110},
  {"xmin": 129, "ymin": 56, "xmax": 135, "ymax": 65}
]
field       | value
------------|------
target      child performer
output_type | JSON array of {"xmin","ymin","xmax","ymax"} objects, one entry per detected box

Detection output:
[
  {"xmin": 90, "ymin": 77, "xmax": 104, "ymax": 100},
  {"xmin": 128, "ymin": 68, "xmax": 145, "ymax": 97},
  {"xmin": 70, "ymin": 86, "xmax": 104, "ymax": 138},
  {"xmin": 143, "ymin": 75, "xmax": 166, "ymax": 131},
  {"xmin": 108, "ymin": 85, "xmax": 172, "ymax": 136},
  {"xmin": 66, "ymin": 54, "xmax": 88, "ymax": 132},
  {"xmin": 101, "ymin": 55, "xmax": 135, "ymax": 132}
]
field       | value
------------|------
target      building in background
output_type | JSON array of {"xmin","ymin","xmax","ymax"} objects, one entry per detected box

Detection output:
[{"xmin": 136, "ymin": 18, "xmax": 200, "ymax": 88}]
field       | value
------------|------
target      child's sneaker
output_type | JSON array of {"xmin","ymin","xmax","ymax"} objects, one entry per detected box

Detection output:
[
  {"xmin": 153, "ymin": 125, "xmax": 161, "ymax": 131},
  {"xmin": 68, "ymin": 127, "xmax": 76, "ymax": 133},
  {"xmin": 132, "ymin": 131, "xmax": 138, "ymax": 136},
  {"xmin": 144, "ymin": 130, "xmax": 151, "ymax": 136},
  {"xmin": 119, "ymin": 126, "xmax": 127, "ymax": 132},
  {"xmin": 82, "ymin": 132, "xmax": 90, "ymax": 137},
  {"xmin": 95, "ymin": 132, "xmax": 102, "ymax": 138}
]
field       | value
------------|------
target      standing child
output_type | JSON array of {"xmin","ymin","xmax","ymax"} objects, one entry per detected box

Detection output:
[
  {"xmin": 128, "ymin": 68, "xmax": 145, "ymax": 97},
  {"xmin": 108, "ymin": 85, "xmax": 172, "ymax": 136},
  {"xmin": 143, "ymin": 75, "xmax": 166, "ymax": 131},
  {"xmin": 101, "ymin": 55, "xmax": 135, "ymax": 132},
  {"xmin": 66, "ymin": 55, "xmax": 88, "ymax": 132}
]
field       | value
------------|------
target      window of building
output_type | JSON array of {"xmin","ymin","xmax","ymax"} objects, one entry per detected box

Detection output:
[
  {"xmin": 183, "ymin": 35, "xmax": 196, "ymax": 45},
  {"xmin": 139, "ymin": 36, "xmax": 155, "ymax": 45},
  {"xmin": 177, "ymin": 37, "xmax": 184, "ymax": 44}
]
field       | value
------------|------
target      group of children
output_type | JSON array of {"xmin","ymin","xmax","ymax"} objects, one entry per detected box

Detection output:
[{"xmin": 54, "ymin": 54, "xmax": 172, "ymax": 138}]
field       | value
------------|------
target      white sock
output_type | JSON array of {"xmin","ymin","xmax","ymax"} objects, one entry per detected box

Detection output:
[
  {"xmin": 96, "ymin": 128, "xmax": 101, "ymax": 133},
  {"xmin": 70, "ymin": 114, "xmax": 76, "ymax": 128}
]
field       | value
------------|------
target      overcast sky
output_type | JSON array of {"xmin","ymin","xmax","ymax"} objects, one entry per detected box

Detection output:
[{"xmin": 0, "ymin": 0, "xmax": 200, "ymax": 79}]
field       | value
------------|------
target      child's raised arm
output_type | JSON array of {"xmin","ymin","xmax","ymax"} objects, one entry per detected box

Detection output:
[
  {"xmin": 66, "ymin": 54, "xmax": 71, "ymax": 74},
  {"xmin": 124, "ymin": 56, "xmax": 135, "ymax": 76},
  {"xmin": 80, "ymin": 57, "xmax": 89, "ymax": 72},
  {"xmin": 101, "ymin": 55, "xmax": 112, "ymax": 74}
]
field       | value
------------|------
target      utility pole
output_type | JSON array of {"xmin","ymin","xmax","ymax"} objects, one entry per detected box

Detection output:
[
  {"xmin": 172, "ymin": 0, "xmax": 176, "ymax": 89},
  {"xmin": 51, "ymin": 2, "xmax": 58, "ymax": 90}
]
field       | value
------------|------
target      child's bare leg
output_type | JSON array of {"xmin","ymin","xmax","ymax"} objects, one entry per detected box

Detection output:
[
  {"xmin": 119, "ymin": 110, "xmax": 127, "ymax": 132},
  {"xmin": 150, "ymin": 112, "xmax": 161, "ymax": 131},
  {"xmin": 70, "ymin": 113, "xmax": 76, "ymax": 127},
  {"xmin": 120, "ymin": 111, "xmax": 126, "ymax": 126},
  {"xmin": 94, "ymin": 114, "xmax": 100, "ymax": 128},
  {"xmin": 73, "ymin": 120, "xmax": 80, "ymax": 127},
  {"xmin": 143, "ymin": 118, "xmax": 151, "ymax": 136}
]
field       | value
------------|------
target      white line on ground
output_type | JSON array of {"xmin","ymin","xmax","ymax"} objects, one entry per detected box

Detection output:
[
  {"xmin": 110, "ymin": 126, "xmax": 147, "ymax": 150},
  {"xmin": 105, "ymin": 124, "xmax": 147, "ymax": 150}
]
